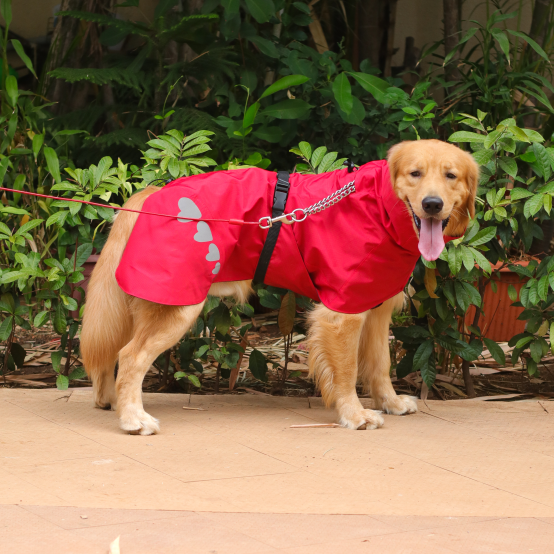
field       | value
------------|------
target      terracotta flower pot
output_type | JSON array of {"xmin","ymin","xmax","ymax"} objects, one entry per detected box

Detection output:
[{"xmin": 465, "ymin": 260, "xmax": 533, "ymax": 343}]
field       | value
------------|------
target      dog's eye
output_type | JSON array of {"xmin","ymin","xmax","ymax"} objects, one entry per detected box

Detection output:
[
  {"xmin": 410, "ymin": 171, "xmax": 421, "ymax": 178},
  {"xmin": 446, "ymin": 173, "xmax": 457, "ymax": 179}
]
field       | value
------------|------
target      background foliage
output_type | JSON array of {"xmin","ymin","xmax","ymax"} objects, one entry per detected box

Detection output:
[{"xmin": 3, "ymin": 0, "xmax": 554, "ymax": 395}]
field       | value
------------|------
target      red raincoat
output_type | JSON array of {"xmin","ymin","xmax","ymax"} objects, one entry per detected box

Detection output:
[{"xmin": 116, "ymin": 161, "xmax": 454, "ymax": 314}]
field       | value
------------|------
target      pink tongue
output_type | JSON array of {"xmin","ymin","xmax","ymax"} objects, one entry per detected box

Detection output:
[{"xmin": 418, "ymin": 218, "xmax": 445, "ymax": 261}]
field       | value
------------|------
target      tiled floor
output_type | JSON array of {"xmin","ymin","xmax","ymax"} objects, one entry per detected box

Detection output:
[{"xmin": 2, "ymin": 388, "xmax": 554, "ymax": 552}]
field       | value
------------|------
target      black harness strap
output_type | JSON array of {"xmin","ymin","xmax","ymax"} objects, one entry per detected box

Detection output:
[{"xmin": 253, "ymin": 171, "xmax": 290, "ymax": 285}]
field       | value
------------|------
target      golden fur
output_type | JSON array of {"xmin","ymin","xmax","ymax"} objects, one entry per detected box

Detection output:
[{"xmin": 80, "ymin": 139, "xmax": 478, "ymax": 434}]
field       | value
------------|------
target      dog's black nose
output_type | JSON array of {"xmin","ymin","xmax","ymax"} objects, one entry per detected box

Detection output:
[{"xmin": 422, "ymin": 196, "xmax": 444, "ymax": 215}]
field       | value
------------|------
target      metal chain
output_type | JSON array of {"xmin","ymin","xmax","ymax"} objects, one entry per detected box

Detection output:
[{"xmin": 259, "ymin": 180, "xmax": 356, "ymax": 229}]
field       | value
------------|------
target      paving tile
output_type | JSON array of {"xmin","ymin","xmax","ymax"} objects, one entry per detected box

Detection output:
[
  {"xmin": 280, "ymin": 533, "xmax": 458, "ymax": 554},
  {"xmin": 22, "ymin": 505, "xmax": 189, "ymax": 530},
  {"xmin": 199, "ymin": 512, "xmax": 398, "ymax": 549},
  {"xmin": 69, "ymin": 513, "xmax": 281, "ymax": 554},
  {"xmin": 386, "ymin": 516, "xmax": 554, "ymax": 554}
]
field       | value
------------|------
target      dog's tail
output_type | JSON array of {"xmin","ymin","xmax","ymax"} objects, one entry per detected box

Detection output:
[{"xmin": 80, "ymin": 187, "xmax": 159, "ymax": 403}]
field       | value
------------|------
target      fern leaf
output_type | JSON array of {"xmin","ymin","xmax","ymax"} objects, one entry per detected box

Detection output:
[{"xmin": 48, "ymin": 68, "xmax": 143, "ymax": 92}]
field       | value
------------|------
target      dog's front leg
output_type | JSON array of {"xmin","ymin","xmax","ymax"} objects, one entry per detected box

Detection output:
[
  {"xmin": 358, "ymin": 295, "xmax": 418, "ymax": 416},
  {"xmin": 308, "ymin": 305, "xmax": 384, "ymax": 430}
]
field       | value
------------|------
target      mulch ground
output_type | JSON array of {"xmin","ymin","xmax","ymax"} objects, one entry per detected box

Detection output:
[{"xmin": 3, "ymin": 312, "xmax": 554, "ymax": 402}]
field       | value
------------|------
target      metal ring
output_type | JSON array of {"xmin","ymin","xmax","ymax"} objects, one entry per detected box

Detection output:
[
  {"xmin": 291, "ymin": 209, "xmax": 307, "ymax": 222},
  {"xmin": 259, "ymin": 216, "xmax": 272, "ymax": 229}
]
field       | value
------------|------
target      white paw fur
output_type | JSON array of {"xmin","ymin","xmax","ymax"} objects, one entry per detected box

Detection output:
[
  {"xmin": 119, "ymin": 408, "xmax": 160, "ymax": 436},
  {"xmin": 378, "ymin": 394, "xmax": 418, "ymax": 416}
]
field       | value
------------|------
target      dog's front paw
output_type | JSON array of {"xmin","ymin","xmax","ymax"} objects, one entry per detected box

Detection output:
[
  {"xmin": 378, "ymin": 394, "xmax": 418, "ymax": 416},
  {"xmin": 119, "ymin": 409, "xmax": 160, "ymax": 436},
  {"xmin": 338, "ymin": 408, "xmax": 384, "ymax": 430}
]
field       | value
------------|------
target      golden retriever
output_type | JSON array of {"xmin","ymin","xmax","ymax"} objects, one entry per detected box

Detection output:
[{"xmin": 80, "ymin": 139, "xmax": 478, "ymax": 435}]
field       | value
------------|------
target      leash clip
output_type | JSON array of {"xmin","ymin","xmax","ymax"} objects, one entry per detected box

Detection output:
[{"xmin": 259, "ymin": 209, "xmax": 306, "ymax": 229}]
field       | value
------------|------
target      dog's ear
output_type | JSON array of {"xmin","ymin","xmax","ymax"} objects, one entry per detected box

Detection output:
[
  {"xmin": 387, "ymin": 141, "xmax": 409, "ymax": 185},
  {"xmin": 448, "ymin": 149, "xmax": 479, "ymax": 236}
]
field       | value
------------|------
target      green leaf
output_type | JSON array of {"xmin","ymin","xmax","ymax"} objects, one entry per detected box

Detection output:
[
  {"xmin": 51, "ymin": 350, "xmax": 63, "ymax": 373},
  {"xmin": 538, "ymin": 274, "xmax": 549, "ymax": 301},
  {"xmin": 0, "ymin": 315, "xmax": 13, "ymax": 341},
  {"xmin": 469, "ymin": 247, "xmax": 491, "ymax": 275},
  {"xmin": 56, "ymin": 374, "xmax": 69, "ymax": 390},
  {"xmin": 467, "ymin": 227, "xmax": 496, "ymax": 246},
  {"xmin": 263, "ymin": 99, "xmax": 313, "ymax": 119},
  {"xmin": 348, "ymin": 72, "xmax": 389, "ymax": 104},
  {"xmin": 249, "ymin": 35, "xmax": 279, "ymax": 58},
  {"xmin": 5, "ymin": 75, "xmax": 18, "ymax": 107},
  {"xmin": 0, "ymin": 0, "xmax": 12, "ymax": 26},
  {"xmin": 299, "ymin": 141, "xmax": 312, "ymax": 161},
  {"xmin": 533, "ymin": 142, "xmax": 551, "ymax": 181},
  {"xmin": 259, "ymin": 75, "xmax": 309, "ymax": 99},
  {"xmin": 317, "ymin": 152, "xmax": 338, "ymax": 173},
  {"xmin": 213, "ymin": 303, "xmax": 232, "ymax": 335},
  {"xmin": 46, "ymin": 211, "xmax": 69, "ymax": 228},
  {"xmin": 311, "ymin": 146, "xmax": 327, "ymax": 168},
  {"xmin": 11, "ymin": 39, "xmax": 37, "ymax": 78},
  {"xmin": 221, "ymin": 0, "xmax": 240, "ymax": 13},
  {"xmin": 68, "ymin": 366, "xmax": 87, "ymax": 380},
  {"xmin": 473, "ymin": 149, "xmax": 495, "ymax": 165},
  {"xmin": 507, "ymin": 30, "xmax": 550, "ymax": 63},
  {"xmin": 483, "ymin": 338, "xmax": 506, "ymax": 365},
  {"xmin": 448, "ymin": 131, "xmax": 486, "ymax": 143},
  {"xmin": 32, "ymin": 133, "xmax": 44, "ymax": 160},
  {"xmin": 455, "ymin": 281, "xmax": 470, "ymax": 312},
  {"xmin": 448, "ymin": 246, "xmax": 462, "ymax": 275},
  {"xmin": 460, "ymin": 246, "xmax": 475, "ymax": 272},
  {"xmin": 462, "ymin": 282, "xmax": 481, "ymax": 307},
  {"xmin": 510, "ymin": 188, "xmax": 534, "ymax": 200},
  {"xmin": 249, "ymin": 349, "xmax": 268, "ymax": 382},
  {"xmin": 33, "ymin": 310, "xmax": 50, "ymax": 328},
  {"xmin": 498, "ymin": 157, "xmax": 518, "ymax": 178},
  {"xmin": 53, "ymin": 303, "xmax": 67, "ymax": 335},
  {"xmin": 524, "ymin": 194, "xmax": 545, "ymax": 218},
  {"xmin": 550, "ymin": 322, "xmax": 554, "ymax": 354},
  {"xmin": 508, "ymin": 284, "xmax": 518, "ymax": 302},
  {"xmin": 244, "ymin": 0, "xmax": 275, "ymax": 23},
  {"xmin": 530, "ymin": 340, "xmax": 543, "ymax": 363},
  {"xmin": 413, "ymin": 340, "xmax": 434, "ymax": 371},
  {"xmin": 43, "ymin": 147, "xmax": 61, "ymax": 184},
  {"xmin": 420, "ymin": 355, "xmax": 437, "ymax": 388},
  {"xmin": 491, "ymin": 28, "xmax": 510, "ymax": 62},
  {"xmin": 332, "ymin": 73, "xmax": 353, "ymax": 115},
  {"xmin": 243, "ymin": 102, "xmax": 260, "ymax": 128},
  {"xmin": 187, "ymin": 374, "xmax": 201, "ymax": 388}
]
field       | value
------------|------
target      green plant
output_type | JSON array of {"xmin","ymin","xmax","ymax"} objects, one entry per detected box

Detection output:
[{"xmin": 394, "ymin": 113, "xmax": 554, "ymax": 396}]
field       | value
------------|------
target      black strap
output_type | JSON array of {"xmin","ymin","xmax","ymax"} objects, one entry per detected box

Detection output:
[{"xmin": 253, "ymin": 171, "xmax": 290, "ymax": 285}]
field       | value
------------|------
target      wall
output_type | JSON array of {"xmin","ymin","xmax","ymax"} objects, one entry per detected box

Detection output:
[{"xmin": 393, "ymin": 0, "xmax": 534, "ymax": 68}]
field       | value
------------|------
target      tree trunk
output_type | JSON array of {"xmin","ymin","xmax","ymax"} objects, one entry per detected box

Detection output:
[
  {"xmin": 356, "ymin": 0, "xmax": 393, "ymax": 73},
  {"xmin": 43, "ymin": 0, "xmax": 115, "ymax": 112},
  {"xmin": 528, "ymin": 0, "xmax": 551, "ymax": 60},
  {"xmin": 443, "ymin": 0, "xmax": 461, "ymax": 83}
]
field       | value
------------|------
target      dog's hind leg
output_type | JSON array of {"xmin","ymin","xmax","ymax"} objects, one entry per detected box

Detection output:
[
  {"xmin": 116, "ymin": 299, "xmax": 204, "ymax": 435},
  {"xmin": 358, "ymin": 293, "xmax": 418, "ymax": 416},
  {"xmin": 308, "ymin": 305, "xmax": 384, "ymax": 430}
]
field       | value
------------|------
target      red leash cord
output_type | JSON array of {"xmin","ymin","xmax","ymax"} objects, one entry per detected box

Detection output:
[{"xmin": 0, "ymin": 187, "xmax": 258, "ymax": 226}]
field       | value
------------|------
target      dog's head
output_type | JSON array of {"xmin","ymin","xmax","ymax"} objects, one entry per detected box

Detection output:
[{"xmin": 387, "ymin": 139, "xmax": 478, "ymax": 261}]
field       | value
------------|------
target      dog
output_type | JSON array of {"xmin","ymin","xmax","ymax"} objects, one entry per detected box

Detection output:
[{"xmin": 80, "ymin": 139, "xmax": 478, "ymax": 435}]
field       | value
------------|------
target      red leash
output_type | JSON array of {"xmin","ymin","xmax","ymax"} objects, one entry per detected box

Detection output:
[{"xmin": 0, "ymin": 187, "xmax": 257, "ymax": 226}]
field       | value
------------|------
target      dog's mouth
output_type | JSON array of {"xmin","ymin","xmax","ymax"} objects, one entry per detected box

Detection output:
[{"xmin": 408, "ymin": 202, "xmax": 450, "ymax": 261}]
